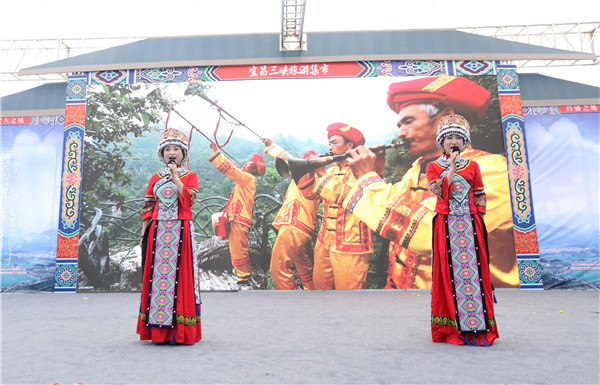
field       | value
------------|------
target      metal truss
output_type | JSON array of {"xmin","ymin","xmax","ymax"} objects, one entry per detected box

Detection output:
[
  {"xmin": 0, "ymin": 37, "xmax": 144, "ymax": 83},
  {"xmin": 459, "ymin": 22, "xmax": 600, "ymax": 67},
  {"xmin": 280, "ymin": 0, "xmax": 307, "ymax": 51}
]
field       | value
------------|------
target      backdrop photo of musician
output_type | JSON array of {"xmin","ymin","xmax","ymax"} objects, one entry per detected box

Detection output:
[{"xmin": 77, "ymin": 74, "xmax": 519, "ymax": 292}]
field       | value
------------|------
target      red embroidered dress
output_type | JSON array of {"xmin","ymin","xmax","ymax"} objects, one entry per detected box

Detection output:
[
  {"xmin": 137, "ymin": 167, "xmax": 202, "ymax": 344},
  {"xmin": 426, "ymin": 155, "xmax": 499, "ymax": 346}
]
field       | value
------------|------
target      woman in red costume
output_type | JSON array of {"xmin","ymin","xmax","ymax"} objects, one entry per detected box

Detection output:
[
  {"xmin": 137, "ymin": 128, "xmax": 202, "ymax": 345},
  {"xmin": 426, "ymin": 114, "xmax": 499, "ymax": 346}
]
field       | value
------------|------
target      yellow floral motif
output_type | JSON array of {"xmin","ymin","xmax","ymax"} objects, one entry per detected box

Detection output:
[
  {"xmin": 431, "ymin": 315, "xmax": 495, "ymax": 329},
  {"xmin": 139, "ymin": 312, "xmax": 200, "ymax": 326},
  {"xmin": 178, "ymin": 314, "xmax": 201, "ymax": 326}
]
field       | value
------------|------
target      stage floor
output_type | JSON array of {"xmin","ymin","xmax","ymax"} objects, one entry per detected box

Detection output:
[{"xmin": 1, "ymin": 289, "xmax": 599, "ymax": 384}]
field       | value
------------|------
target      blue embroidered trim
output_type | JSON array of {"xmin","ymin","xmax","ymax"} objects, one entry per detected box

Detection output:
[{"xmin": 346, "ymin": 176, "xmax": 383, "ymax": 213}]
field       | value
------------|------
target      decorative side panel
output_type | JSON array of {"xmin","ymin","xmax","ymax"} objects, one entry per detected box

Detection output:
[
  {"xmin": 496, "ymin": 67, "xmax": 542, "ymax": 289},
  {"xmin": 55, "ymin": 75, "xmax": 87, "ymax": 292}
]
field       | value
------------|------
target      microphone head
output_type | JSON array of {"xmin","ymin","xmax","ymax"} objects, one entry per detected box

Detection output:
[{"xmin": 451, "ymin": 146, "xmax": 460, "ymax": 153}]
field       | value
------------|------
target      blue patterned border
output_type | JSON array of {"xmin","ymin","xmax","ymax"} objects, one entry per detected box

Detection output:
[
  {"xmin": 518, "ymin": 259, "xmax": 544, "ymax": 289},
  {"xmin": 54, "ymin": 260, "xmax": 78, "ymax": 292},
  {"xmin": 0, "ymin": 115, "xmax": 65, "ymax": 126}
]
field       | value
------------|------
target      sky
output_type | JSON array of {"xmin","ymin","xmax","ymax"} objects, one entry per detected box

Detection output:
[
  {"xmin": 0, "ymin": 0, "xmax": 599, "ymax": 98},
  {"xmin": 159, "ymin": 77, "xmax": 403, "ymax": 145},
  {"xmin": 1, "ymin": 0, "xmax": 598, "ymax": 38},
  {"xmin": 524, "ymin": 112, "xmax": 599, "ymax": 250},
  {"xmin": 1, "ymin": 124, "xmax": 63, "ymax": 243}
]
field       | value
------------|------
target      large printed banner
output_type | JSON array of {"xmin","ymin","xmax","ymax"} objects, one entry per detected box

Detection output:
[
  {"xmin": 52, "ymin": 60, "xmax": 539, "ymax": 292},
  {"xmin": 523, "ymin": 106, "xmax": 600, "ymax": 289},
  {"xmin": 1, "ymin": 116, "xmax": 65, "ymax": 292}
]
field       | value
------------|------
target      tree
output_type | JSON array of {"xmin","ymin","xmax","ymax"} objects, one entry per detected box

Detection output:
[
  {"xmin": 183, "ymin": 82, "xmax": 213, "ymax": 99},
  {"xmin": 82, "ymin": 84, "xmax": 173, "ymax": 213}
]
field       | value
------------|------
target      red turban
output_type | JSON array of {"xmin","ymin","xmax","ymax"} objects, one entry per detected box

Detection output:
[
  {"xmin": 387, "ymin": 75, "xmax": 491, "ymax": 123},
  {"xmin": 303, "ymin": 150, "xmax": 317, "ymax": 159},
  {"xmin": 250, "ymin": 153, "xmax": 265, "ymax": 176},
  {"xmin": 326, "ymin": 123, "xmax": 365, "ymax": 146}
]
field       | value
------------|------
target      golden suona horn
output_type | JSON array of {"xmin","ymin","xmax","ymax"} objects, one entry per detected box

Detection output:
[{"xmin": 276, "ymin": 141, "xmax": 402, "ymax": 184}]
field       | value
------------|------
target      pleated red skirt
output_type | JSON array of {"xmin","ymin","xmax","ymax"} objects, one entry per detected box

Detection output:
[
  {"xmin": 431, "ymin": 213, "xmax": 499, "ymax": 346},
  {"xmin": 137, "ymin": 220, "xmax": 202, "ymax": 344}
]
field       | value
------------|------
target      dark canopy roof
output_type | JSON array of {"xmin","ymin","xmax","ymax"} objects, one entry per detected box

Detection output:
[
  {"xmin": 519, "ymin": 73, "xmax": 600, "ymax": 107},
  {"xmin": 0, "ymin": 82, "xmax": 66, "ymax": 117},
  {"xmin": 19, "ymin": 30, "xmax": 594, "ymax": 75}
]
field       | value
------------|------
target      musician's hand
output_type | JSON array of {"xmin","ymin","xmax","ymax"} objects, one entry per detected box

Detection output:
[
  {"xmin": 262, "ymin": 138, "xmax": 273, "ymax": 147},
  {"xmin": 374, "ymin": 150, "xmax": 386, "ymax": 178},
  {"xmin": 209, "ymin": 141, "xmax": 218, "ymax": 152},
  {"xmin": 306, "ymin": 153, "xmax": 326, "ymax": 177},
  {"xmin": 315, "ymin": 166, "xmax": 326, "ymax": 177},
  {"xmin": 346, "ymin": 146, "xmax": 377, "ymax": 179}
]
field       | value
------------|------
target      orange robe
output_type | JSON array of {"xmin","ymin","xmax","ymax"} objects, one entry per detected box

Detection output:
[
  {"xmin": 264, "ymin": 143, "xmax": 319, "ymax": 289},
  {"xmin": 209, "ymin": 151, "xmax": 255, "ymax": 281},
  {"xmin": 300, "ymin": 161, "xmax": 373, "ymax": 289}
]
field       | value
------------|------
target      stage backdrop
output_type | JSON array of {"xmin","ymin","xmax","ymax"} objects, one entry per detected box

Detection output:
[
  {"xmin": 1, "ymin": 116, "xmax": 64, "ymax": 292},
  {"xmin": 53, "ymin": 61, "xmax": 540, "ymax": 292},
  {"xmin": 523, "ymin": 106, "xmax": 600, "ymax": 289}
]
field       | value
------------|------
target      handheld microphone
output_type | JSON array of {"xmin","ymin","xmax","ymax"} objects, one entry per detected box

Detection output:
[
  {"xmin": 167, "ymin": 159, "xmax": 176, "ymax": 178},
  {"xmin": 451, "ymin": 146, "xmax": 461, "ymax": 167}
]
